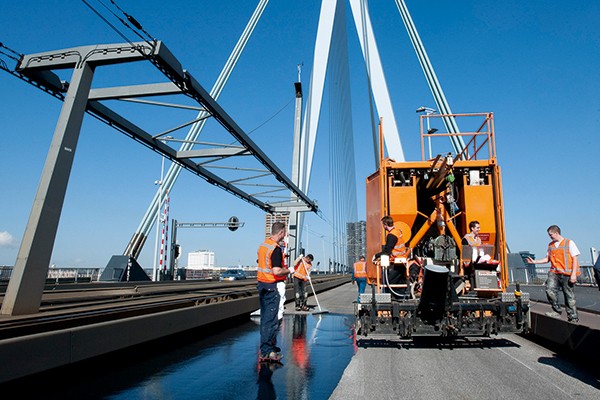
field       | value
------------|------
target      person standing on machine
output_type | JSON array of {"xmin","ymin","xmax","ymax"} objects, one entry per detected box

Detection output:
[
  {"xmin": 374, "ymin": 216, "xmax": 410, "ymax": 288},
  {"xmin": 462, "ymin": 220, "xmax": 482, "ymax": 289}
]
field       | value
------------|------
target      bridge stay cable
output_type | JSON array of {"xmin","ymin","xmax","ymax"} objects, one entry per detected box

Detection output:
[
  {"xmin": 394, "ymin": 0, "xmax": 465, "ymax": 155},
  {"xmin": 123, "ymin": 0, "xmax": 272, "ymax": 259}
]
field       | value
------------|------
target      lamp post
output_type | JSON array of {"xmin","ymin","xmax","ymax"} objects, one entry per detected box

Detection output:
[
  {"xmin": 152, "ymin": 162, "xmax": 164, "ymax": 282},
  {"xmin": 152, "ymin": 136, "xmax": 172, "ymax": 282},
  {"xmin": 416, "ymin": 106, "xmax": 437, "ymax": 159}
]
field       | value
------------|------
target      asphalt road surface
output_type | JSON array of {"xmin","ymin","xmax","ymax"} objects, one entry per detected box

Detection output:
[
  {"xmin": 324, "ymin": 283, "xmax": 599, "ymax": 400},
  {"xmin": 331, "ymin": 333, "xmax": 599, "ymax": 399}
]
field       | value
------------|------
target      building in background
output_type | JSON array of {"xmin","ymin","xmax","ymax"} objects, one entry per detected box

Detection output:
[
  {"xmin": 264, "ymin": 213, "xmax": 290, "ymax": 239},
  {"xmin": 187, "ymin": 250, "xmax": 215, "ymax": 270},
  {"xmin": 506, "ymin": 250, "xmax": 541, "ymax": 284},
  {"xmin": 518, "ymin": 250, "xmax": 537, "ymax": 280},
  {"xmin": 264, "ymin": 212, "xmax": 290, "ymax": 268},
  {"xmin": 346, "ymin": 221, "xmax": 366, "ymax": 268}
]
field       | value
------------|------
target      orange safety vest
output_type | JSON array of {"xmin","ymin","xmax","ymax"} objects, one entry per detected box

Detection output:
[
  {"xmin": 390, "ymin": 227, "xmax": 409, "ymax": 258},
  {"xmin": 293, "ymin": 258, "xmax": 311, "ymax": 281},
  {"xmin": 353, "ymin": 261, "xmax": 367, "ymax": 278},
  {"xmin": 463, "ymin": 232, "xmax": 482, "ymax": 246},
  {"xmin": 548, "ymin": 239, "xmax": 579, "ymax": 276},
  {"xmin": 257, "ymin": 238, "xmax": 278, "ymax": 283}
]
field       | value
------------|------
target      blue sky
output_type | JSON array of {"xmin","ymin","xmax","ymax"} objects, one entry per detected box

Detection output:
[{"xmin": 1, "ymin": 0, "xmax": 599, "ymax": 270}]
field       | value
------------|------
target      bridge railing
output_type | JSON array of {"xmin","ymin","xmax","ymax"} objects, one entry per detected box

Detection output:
[
  {"xmin": 510, "ymin": 266, "xmax": 597, "ymax": 286},
  {"xmin": 0, "ymin": 266, "xmax": 102, "ymax": 284}
]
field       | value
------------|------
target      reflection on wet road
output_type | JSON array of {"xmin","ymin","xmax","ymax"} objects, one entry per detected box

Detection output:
[
  {"xmin": 271, "ymin": 313, "xmax": 357, "ymax": 400},
  {"xmin": 11, "ymin": 313, "xmax": 356, "ymax": 400},
  {"xmin": 115, "ymin": 313, "xmax": 356, "ymax": 400}
]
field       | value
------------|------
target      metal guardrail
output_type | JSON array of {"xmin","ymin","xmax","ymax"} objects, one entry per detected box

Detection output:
[
  {"xmin": 510, "ymin": 266, "xmax": 598, "ymax": 286},
  {"xmin": 4, "ymin": 264, "xmax": 596, "ymax": 288},
  {"xmin": 1, "ymin": 266, "xmax": 339, "ymax": 284},
  {"xmin": 0, "ymin": 274, "xmax": 349, "ymax": 383}
]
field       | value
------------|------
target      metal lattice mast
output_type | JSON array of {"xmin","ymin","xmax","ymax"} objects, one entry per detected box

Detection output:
[
  {"xmin": 287, "ymin": 69, "xmax": 304, "ymax": 264},
  {"xmin": 124, "ymin": 0, "xmax": 270, "ymax": 258}
]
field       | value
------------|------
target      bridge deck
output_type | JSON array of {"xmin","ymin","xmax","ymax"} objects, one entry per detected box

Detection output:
[
  {"xmin": 0, "ymin": 277, "xmax": 600, "ymax": 383},
  {"xmin": 1, "ymin": 281, "xmax": 598, "ymax": 398},
  {"xmin": 0, "ymin": 276, "xmax": 349, "ymax": 384}
]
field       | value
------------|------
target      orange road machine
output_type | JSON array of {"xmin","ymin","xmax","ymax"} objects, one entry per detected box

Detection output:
[{"xmin": 356, "ymin": 113, "xmax": 530, "ymax": 338}]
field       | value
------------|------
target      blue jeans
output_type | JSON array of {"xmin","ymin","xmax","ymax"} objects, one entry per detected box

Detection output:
[
  {"xmin": 259, "ymin": 285, "xmax": 281, "ymax": 356},
  {"xmin": 545, "ymin": 272, "xmax": 578, "ymax": 320},
  {"xmin": 355, "ymin": 277, "xmax": 367, "ymax": 301}
]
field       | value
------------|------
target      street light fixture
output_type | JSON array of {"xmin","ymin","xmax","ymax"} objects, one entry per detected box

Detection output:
[
  {"xmin": 416, "ymin": 106, "xmax": 437, "ymax": 159},
  {"xmin": 153, "ymin": 136, "xmax": 173, "ymax": 281}
]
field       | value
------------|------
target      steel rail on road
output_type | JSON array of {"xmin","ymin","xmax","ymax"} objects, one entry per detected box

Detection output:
[
  {"xmin": 0, "ymin": 276, "xmax": 347, "ymax": 340},
  {"xmin": 0, "ymin": 275, "xmax": 349, "ymax": 383}
]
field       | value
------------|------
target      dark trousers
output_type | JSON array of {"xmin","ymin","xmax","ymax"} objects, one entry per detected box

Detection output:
[
  {"xmin": 293, "ymin": 277, "xmax": 308, "ymax": 308},
  {"xmin": 545, "ymin": 272, "xmax": 578, "ymax": 320},
  {"xmin": 387, "ymin": 264, "xmax": 408, "ymax": 296},
  {"xmin": 259, "ymin": 286, "xmax": 281, "ymax": 356},
  {"xmin": 593, "ymin": 267, "xmax": 600, "ymax": 290},
  {"xmin": 387, "ymin": 264, "xmax": 407, "ymax": 284}
]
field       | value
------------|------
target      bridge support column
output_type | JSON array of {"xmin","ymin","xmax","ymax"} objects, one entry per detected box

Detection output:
[{"xmin": 1, "ymin": 62, "xmax": 95, "ymax": 316}]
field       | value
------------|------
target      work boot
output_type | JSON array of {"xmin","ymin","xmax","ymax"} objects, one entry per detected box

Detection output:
[{"xmin": 260, "ymin": 351, "xmax": 282, "ymax": 362}]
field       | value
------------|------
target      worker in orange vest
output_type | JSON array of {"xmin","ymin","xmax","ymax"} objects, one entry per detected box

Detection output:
[
  {"xmin": 292, "ymin": 254, "xmax": 313, "ymax": 311},
  {"xmin": 352, "ymin": 255, "xmax": 367, "ymax": 302},
  {"xmin": 374, "ymin": 216, "xmax": 410, "ymax": 290},
  {"xmin": 526, "ymin": 224, "xmax": 580, "ymax": 323},
  {"xmin": 257, "ymin": 222, "xmax": 291, "ymax": 362}
]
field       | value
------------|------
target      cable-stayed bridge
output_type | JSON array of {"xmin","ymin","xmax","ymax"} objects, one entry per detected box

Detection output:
[
  {"xmin": 1, "ymin": 2, "xmax": 599, "ymax": 393},
  {"xmin": 1, "ymin": 0, "xmax": 465, "ymax": 316}
]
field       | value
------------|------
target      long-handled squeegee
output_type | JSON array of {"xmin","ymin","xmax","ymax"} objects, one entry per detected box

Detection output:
[{"xmin": 307, "ymin": 274, "xmax": 329, "ymax": 314}]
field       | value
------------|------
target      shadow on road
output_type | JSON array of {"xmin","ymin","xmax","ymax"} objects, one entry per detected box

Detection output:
[
  {"xmin": 538, "ymin": 354, "xmax": 600, "ymax": 389},
  {"xmin": 358, "ymin": 336, "xmax": 521, "ymax": 350}
]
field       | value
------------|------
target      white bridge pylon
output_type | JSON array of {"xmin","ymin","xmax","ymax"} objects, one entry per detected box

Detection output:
[
  {"xmin": 300, "ymin": 0, "xmax": 404, "ymax": 194},
  {"xmin": 296, "ymin": 0, "xmax": 468, "ymax": 264},
  {"xmin": 129, "ymin": 0, "xmax": 462, "ymax": 263}
]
